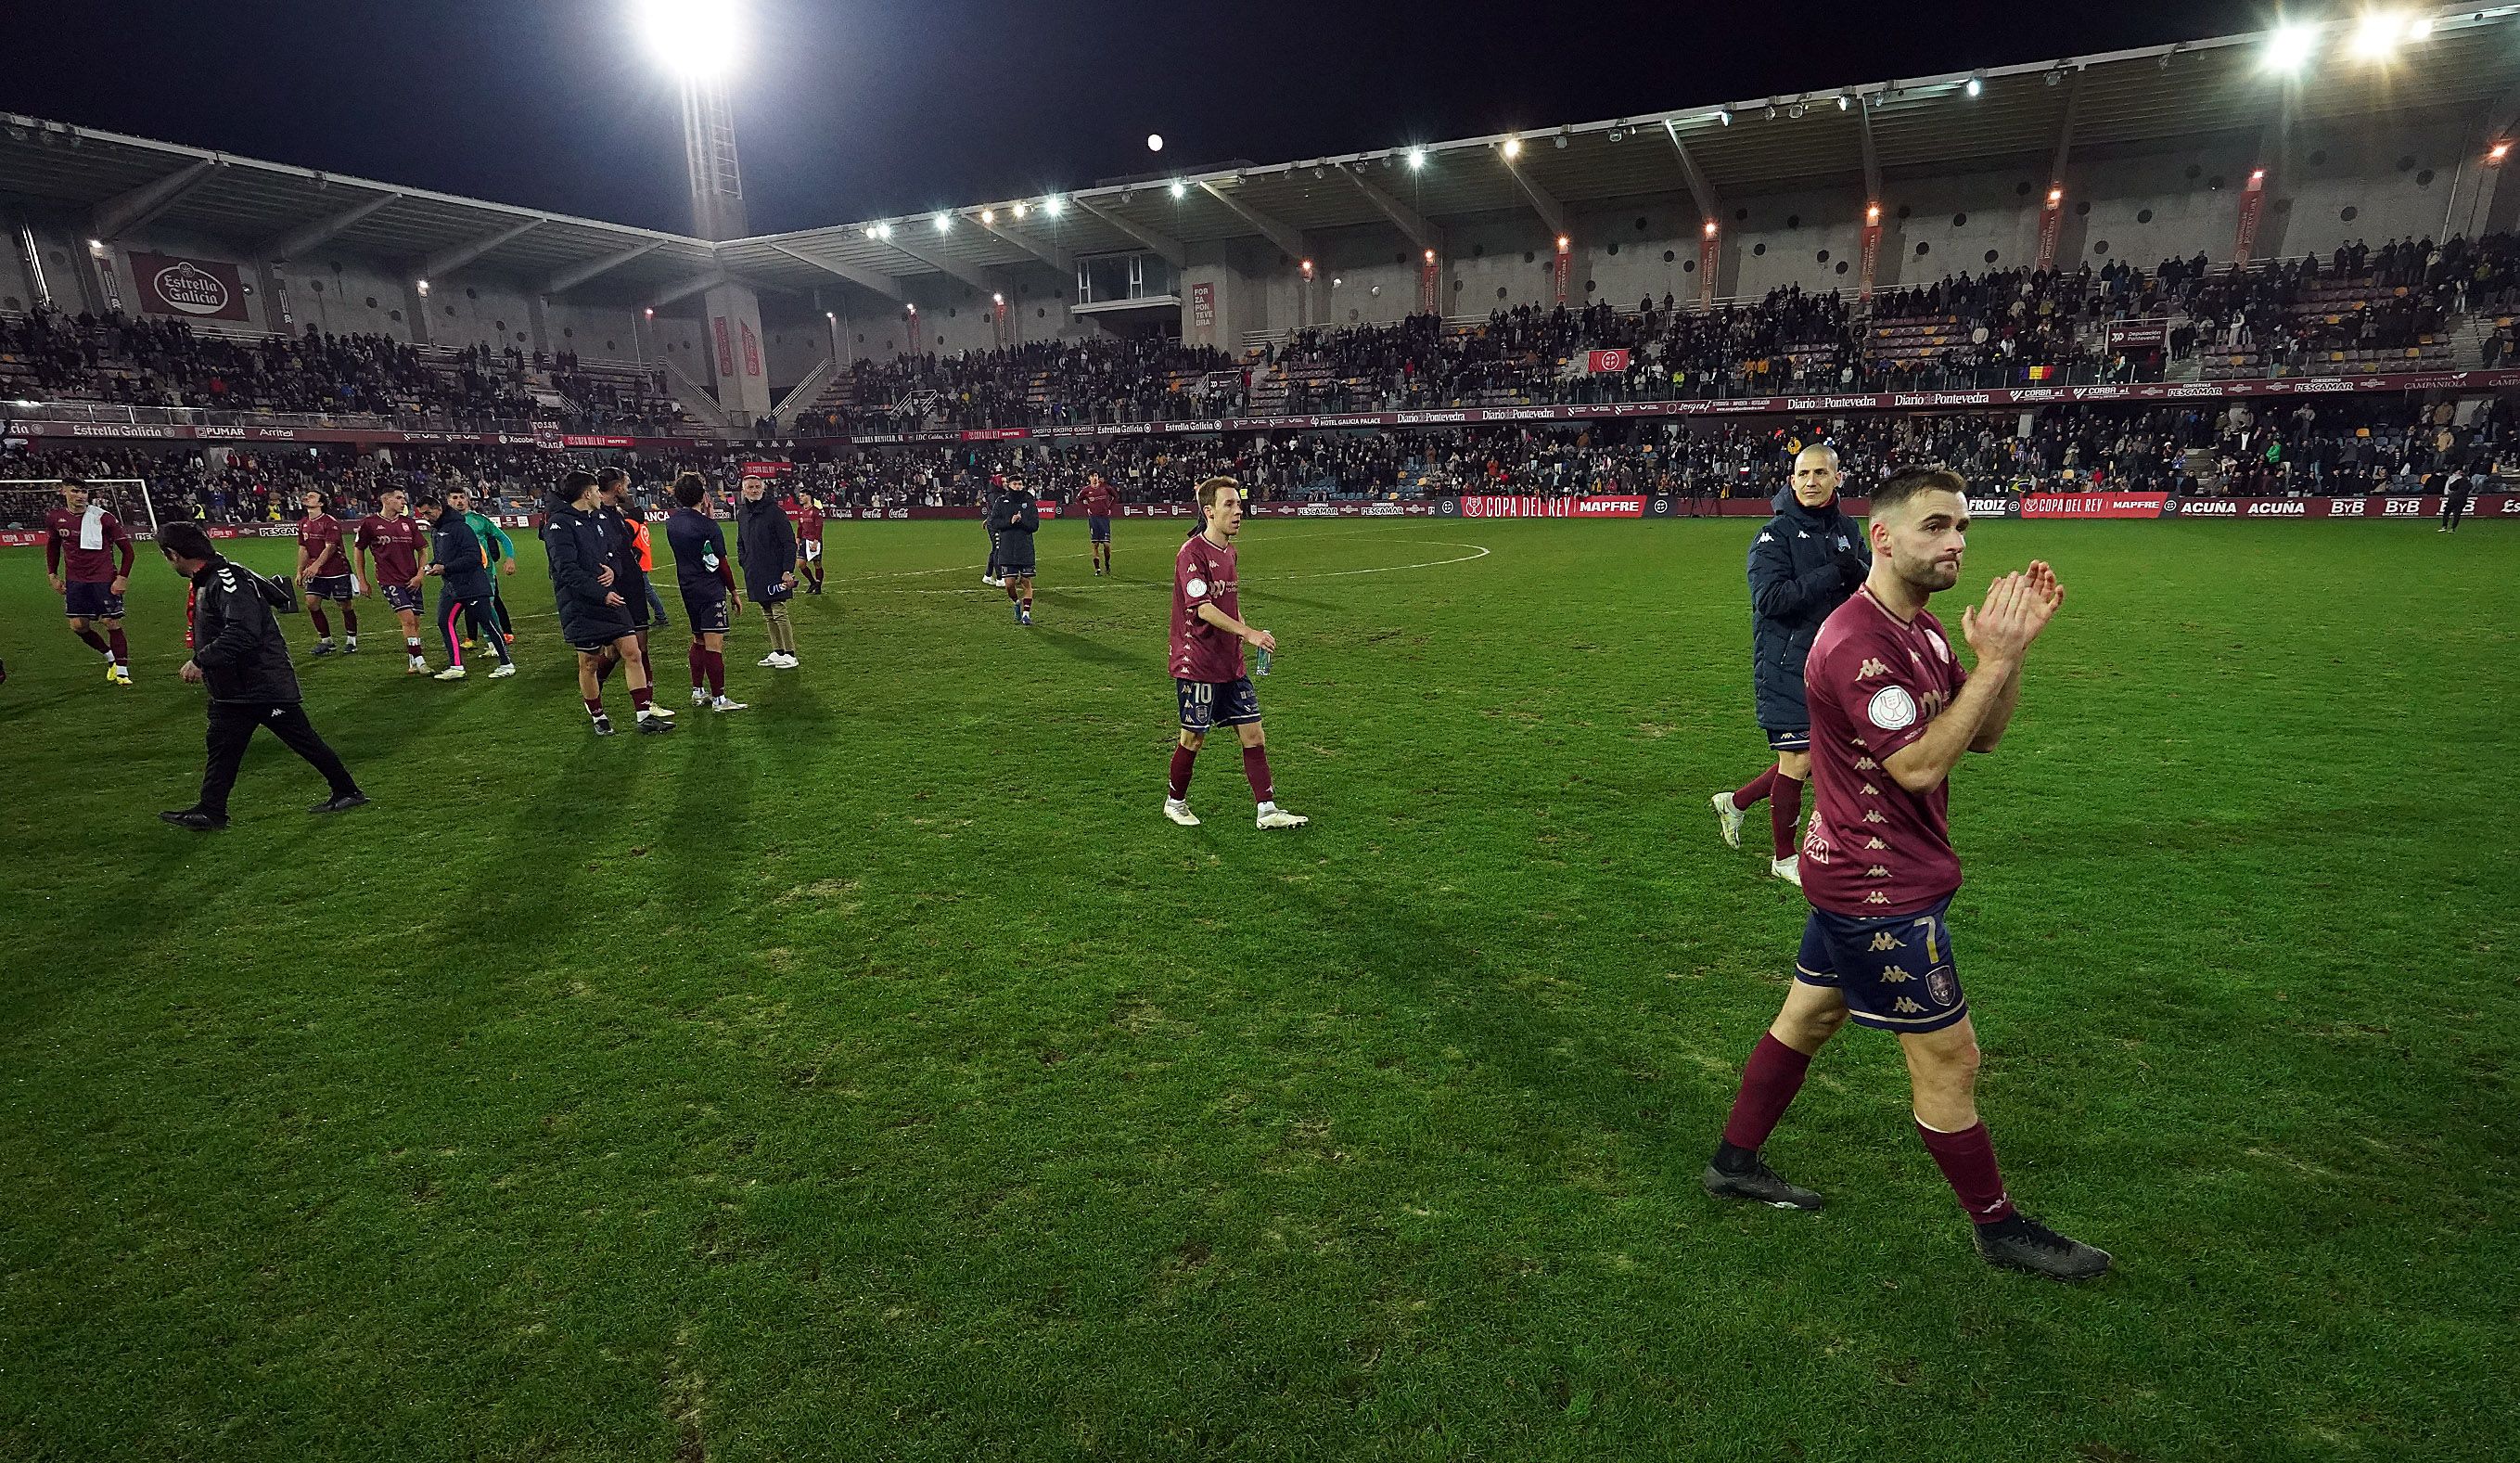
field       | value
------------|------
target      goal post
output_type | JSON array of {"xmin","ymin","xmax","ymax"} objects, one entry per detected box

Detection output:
[{"xmin": 0, "ymin": 479, "xmax": 159, "ymax": 536}]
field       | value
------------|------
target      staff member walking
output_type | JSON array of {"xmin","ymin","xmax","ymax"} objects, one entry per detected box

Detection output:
[{"xmin": 156, "ymin": 522, "xmax": 366, "ymax": 830}]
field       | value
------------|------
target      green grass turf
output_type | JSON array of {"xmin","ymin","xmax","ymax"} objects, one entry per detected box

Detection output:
[{"xmin": 1, "ymin": 513, "xmax": 2514, "ymax": 1460}]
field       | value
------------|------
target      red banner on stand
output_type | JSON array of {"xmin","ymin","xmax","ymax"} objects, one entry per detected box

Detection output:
[{"xmin": 129, "ymin": 252, "xmax": 250, "ymax": 322}]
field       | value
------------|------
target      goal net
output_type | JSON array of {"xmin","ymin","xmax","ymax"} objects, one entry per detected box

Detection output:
[{"xmin": 0, "ymin": 479, "xmax": 160, "ymax": 536}]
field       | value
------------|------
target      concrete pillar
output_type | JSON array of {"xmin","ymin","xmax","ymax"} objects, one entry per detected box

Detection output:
[{"xmin": 701, "ymin": 280, "xmax": 774, "ymax": 418}]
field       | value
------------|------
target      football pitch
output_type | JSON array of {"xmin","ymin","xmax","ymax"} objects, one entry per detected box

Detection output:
[{"xmin": 2, "ymin": 514, "xmax": 2514, "ymax": 1460}]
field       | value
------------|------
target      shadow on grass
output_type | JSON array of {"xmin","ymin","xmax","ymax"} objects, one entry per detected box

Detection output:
[{"xmin": 1030, "ymin": 628, "xmax": 1154, "ymax": 674}]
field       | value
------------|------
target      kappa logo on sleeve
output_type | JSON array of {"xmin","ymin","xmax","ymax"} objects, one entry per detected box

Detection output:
[{"xmin": 1856, "ymin": 657, "xmax": 1890, "ymax": 679}]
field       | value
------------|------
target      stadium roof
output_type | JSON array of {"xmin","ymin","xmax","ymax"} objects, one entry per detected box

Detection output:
[{"xmin": 6, "ymin": 5, "xmax": 2517, "ymax": 307}]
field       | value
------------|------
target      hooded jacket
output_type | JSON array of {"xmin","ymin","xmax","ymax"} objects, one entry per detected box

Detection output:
[
  {"xmin": 736, "ymin": 495, "xmax": 797, "ymax": 601},
  {"xmin": 189, "ymin": 554, "xmax": 301, "ymax": 704},
  {"xmin": 542, "ymin": 492, "xmax": 635, "ymax": 645},
  {"xmin": 1746, "ymin": 487, "xmax": 1870, "ymax": 729}
]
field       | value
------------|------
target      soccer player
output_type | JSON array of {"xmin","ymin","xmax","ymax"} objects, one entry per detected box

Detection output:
[
  {"xmin": 544, "ymin": 469, "xmax": 672, "ymax": 734},
  {"xmin": 736, "ymin": 475, "xmax": 800, "ymax": 668},
  {"xmin": 355, "ymin": 487, "xmax": 433, "ymax": 673},
  {"xmin": 2438, "ymin": 468, "xmax": 2471, "ymax": 533},
  {"xmin": 1078, "ymin": 469, "xmax": 1120, "ymax": 575},
  {"xmin": 665, "ymin": 472, "xmax": 746, "ymax": 712},
  {"xmin": 791, "ymin": 492, "xmax": 826, "ymax": 594},
  {"xmin": 990, "ymin": 471, "xmax": 1041, "ymax": 625},
  {"xmin": 596, "ymin": 468, "xmax": 659, "ymax": 682},
  {"xmin": 293, "ymin": 489, "xmax": 360, "ymax": 656},
  {"xmin": 1164, "ymin": 476, "xmax": 1307, "ymax": 830},
  {"xmin": 156, "ymin": 522, "xmax": 365, "ymax": 830},
  {"xmin": 1714, "ymin": 443, "xmax": 1870, "ymax": 884},
  {"xmin": 416, "ymin": 492, "xmax": 515, "ymax": 682},
  {"xmin": 45, "ymin": 478, "xmax": 136, "ymax": 686},
  {"xmin": 1702, "ymin": 467, "xmax": 2107, "ymax": 1282},
  {"xmin": 459, "ymin": 486, "xmax": 519, "ymax": 646}
]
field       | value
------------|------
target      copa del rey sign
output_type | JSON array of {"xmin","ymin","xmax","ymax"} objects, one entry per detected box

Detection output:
[{"xmin": 129, "ymin": 252, "xmax": 251, "ymax": 323}]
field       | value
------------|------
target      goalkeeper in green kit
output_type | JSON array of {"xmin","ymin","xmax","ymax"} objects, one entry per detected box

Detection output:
[{"xmin": 461, "ymin": 488, "xmax": 520, "ymax": 648}]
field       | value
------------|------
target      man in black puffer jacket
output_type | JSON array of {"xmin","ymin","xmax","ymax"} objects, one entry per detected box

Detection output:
[
  {"xmin": 544, "ymin": 469, "xmax": 672, "ymax": 735},
  {"xmin": 1712, "ymin": 443, "xmax": 1870, "ymax": 885},
  {"xmin": 158, "ymin": 521, "xmax": 365, "ymax": 830}
]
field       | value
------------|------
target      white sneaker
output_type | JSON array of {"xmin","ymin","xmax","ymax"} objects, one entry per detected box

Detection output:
[
  {"xmin": 711, "ymin": 695, "xmax": 748, "ymax": 712},
  {"xmin": 646, "ymin": 702, "xmax": 676, "ymax": 718},
  {"xmin": 1256, "ymin": 803, "xmax": 1310, "ymax": 829},
  {"xmin": 757, "ymin": 651, "xmax": 782, "ymax": 667},
  {"xmin": 1163, "ymin": 798, "xmax": 1201, "ymax": 827},
  {"xmin": 1770, "ymin": 855, "xmax": 1802, "ymax": 886},
  {"xmin": 433, "ymin": 665, "xmax": 467, "ymax": 681},
  {"xmin": 488, "ymin": 663, "xmax": 516, "ymax": 679},
  {"xmin": 772, "ymin": 653, "xmax": 799, "ymax": 669},
  {"xmin": 692, "ymin": 687, "xmax": 710, "ymax": 707},
  {"xmin": 1711, "ymin": 791, "xmax": 1745, "ymax": 850}
]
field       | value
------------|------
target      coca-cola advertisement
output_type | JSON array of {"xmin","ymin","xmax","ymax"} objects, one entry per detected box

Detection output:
[{"xmin": 129, "ymin": 252, "xmax": 250, "ymax": 322}]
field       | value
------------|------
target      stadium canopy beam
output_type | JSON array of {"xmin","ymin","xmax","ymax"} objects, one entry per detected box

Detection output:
[
  {"xmin": 1197, "ymin": 181, "xmax": 1307, "ymax": 260},
  {"xmin": 650, "ymin": 271, "xmax": 729, "ymax": 309},
  {"xmin": 1855, "ymin": 99, "xmax": 1883, "ymax": 206},
  {"xmin": 258, "ymin": 191, "xmax": 402, "ymax": 263},
  {"xmin": 541, "ymin": 238, "xmax": 667, "ymax": 296},
  {"xmin": 2047, "ymin": 69, "xmax": 2088, "ymax": 184},
  {"xmin": 2484, "ymin": 74, "xmax": 2520, "ymax": 144},
  {"xmin": 419, "ymin": 216, "xmax": 545, "ymax": 281},
  {"xmin": 1498, "ymin": 152, "xmax": 1568, "ymax": 238},
  {"xmin": 91, "ymin": 157, "xmax": 221, "ymax": 241},
  {"xmin": 969, "ymin": 214, "xmax": 1072, "ymax": 274},
  {"xmin": 1659, "ymin": 120, "xmax": 1726, "ymax": 225},
  {"xmin": 763, "ymin": 241, "xmax": 907, "ymax": 302},
  {"xmin": 1071, "ymin": 198, "xmax": 1186, "ymax": 268},
  {"xmin": 1342, "ymin": 166, "xmax": 1440, "ymax": 252},
  {"xmin": 880, "ymin": 233, "xmax": 999, "ymax": 295}
]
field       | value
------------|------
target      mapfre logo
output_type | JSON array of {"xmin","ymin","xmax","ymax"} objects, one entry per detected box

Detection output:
[{"xmin": 153, "ymin": 260, "xmax": 231, "ymax": 315}]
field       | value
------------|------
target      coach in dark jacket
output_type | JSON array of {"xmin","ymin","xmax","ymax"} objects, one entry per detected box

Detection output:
[
  {"xmin": 544, "ymin": 472, "xmax": 636, "ymax": 649},
  {"xmin": 736, "ymin": 476, "xmax": 801, "ymax": 666},
  {"xmin": 1711, "ymin": 443, "xmax": 1870, "ymax": 881},
  {"xmin": 158, "ymin": 522, "xmax": 365, "ymax": 830}
]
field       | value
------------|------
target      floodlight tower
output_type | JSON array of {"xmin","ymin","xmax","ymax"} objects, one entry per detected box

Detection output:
[{"xmin": 636, "ymin": 0, "xmax": 774, "ymax": 422}]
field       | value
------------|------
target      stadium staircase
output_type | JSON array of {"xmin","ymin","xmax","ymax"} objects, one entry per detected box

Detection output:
[
  {"xmin": 657, "ymin": 354, "xmax": 737, "ymax": 432},
  {"xmin": 771, "ymin": 356, "xmax": 836, "ymax": 426}
]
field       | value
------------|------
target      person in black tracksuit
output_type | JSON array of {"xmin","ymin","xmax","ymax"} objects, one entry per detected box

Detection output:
[
  {"xmin": 2439, "ymin": 468, "xmax": 2472, "ymax": 533},
  {"xmin": 736, "ymin": 476, "xmax": 800, "ymax": 667},
  {"xmin": 1712, "ymin": 444, "xmax": 1871, "ymax": 883},
  {"xmin": 544, "ymin": 468, "xmax": 671, "ymax": 734},
  {"xmin": 418, "ymin": 493, "xmax": 514, "ymax": 680},
  {"xmin": 983, "ymin": 472, "xmax": 1005, "ymax": 584},
  {"xmin": 156, "ymin": 522, "xmax": 365, "ymax": 829},
  {"xmin": 595, "ymin": 468, "xmax": 658, "ymax": 679},
  {"xmin": 989, "ymin": 471, "xmax": 1041, "ymax": 625}
]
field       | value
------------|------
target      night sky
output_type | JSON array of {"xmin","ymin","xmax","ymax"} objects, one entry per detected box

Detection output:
[{"xmin": 13, "ymin": 0, "xmax": 2268, "ymax": 237}]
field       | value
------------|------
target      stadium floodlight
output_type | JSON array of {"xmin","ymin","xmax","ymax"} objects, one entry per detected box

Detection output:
[
  {"xmin": 2351, "ymin": 12, "xmax": 2407, "ymax": 58},
  {"xmin": 2264, "ymin": 24, "xmax": 2318, "ymax": 72},
  {"xmin": 2047, "ymin": 186, "xmax": 2063, "ymax": 205},
  {"xmin": 1964, "ymin": 72, "xmax": 1983, "ymax": 97},
  {"xmin": 1299, "ymin": 258, "xmax": 1313, "ymax": 275},
  {"xmin": 933, "ymin": 212, "xmax": 951, "ymax": 233},
  {"xmin": 876, "ymin": 222, "xmax": 893, "ymax": 238},
  {"xmin": 1013, "ymin": 200, "xmax": 1030, "ymax": 218},
  {"xmin": 1169, "ymin": 179, "xmax": 1186, "ymax": 199},
  {"xmin": 1555, "ymin": 234, "xmax": 1570, "ymax": 251},
  {"xmin": 1502, "ymin": 136, "xmax": 1522, "ymax": 159},
  {"xmin": 991, "ymin": 292, "xmax": 1003, "ymax": 305},
  {"xmin": 1703, "ymin": 219, "xmax": 1719, "ymax": 237},
  {"xmin": 825, "ymin": 311, "xmax": 835, "ymax": 320},
  {"xmin": 1407, "ymin": 147, "xmax": 1426, "ymax": 169},
  {"xmin": 863, "ymin": 225, "xmax": 877, "ymax": 239},
  {"xmin": 1043, "ymin": 196, "xmax": 1064, "ymax": 216},
  {"xmin": 415, "ymin": 278, "xmax": 430, "ymax": 295},
  {"xmin": 644, "ymin": 306, "xmax": 656, "ymax": 317},
  {"xmin": 2409, "ymin": 16, "xmax": 2433, "ymax": 40},
  {"xmin": 1424, "ymin": 249, "xmax": 1436, "ymax": 263},
  {"xmin": 980, "ymin": 208, "xmax": 995, "ymax": 225},
  {"xmin": 633, "ymin": 0, "xmax": 743, "ymax": 79},
  {"xmin": 2492, "ymin": 142, "xmax": 2513, "ymax": 162},
  {"xmin": 1837, "ymin": 93, "xmax": 1851, "ymax": 110},
  {"xmin": 1147, "ymin": 133, "xmax": 1164, "ymax": 152},
  {"xmin": 1866, "ymin": 202, "xmax": 1881, "ymax": 223}
]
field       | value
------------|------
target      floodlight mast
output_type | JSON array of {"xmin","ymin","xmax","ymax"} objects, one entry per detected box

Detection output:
[{"xmin": 638, "ymin": 0, "xmax": 749, "ymax": 239}]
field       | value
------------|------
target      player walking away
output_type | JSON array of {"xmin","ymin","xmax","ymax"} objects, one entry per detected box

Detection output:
[
  {"xmin": 595, "ymin": 468, "xmax": 660, "ymax": 681},
  {"xmin": 416, "ymin": 492, "xmax": 515, "ymax": 682},
  {"xmin": 293, "ymin": 489, "xmax": 361, "ymax": 656},
  {"xmin": 790, "ymin": 493, "xmax": 826, "ymax": 594},
  {"xmin": 2438, "ymin": 468, "xmax": 2471, "ymax": 533},
  {"xmin": 355, "ymin": 487, "xmax": 433, "ymax": 673},
  {"xmin": 1703, "ymin": 467, "xmax": 2107, "ymax": 1282},
  {"xmin": 544, "ymin": 469, "xmax": 672, "ymax": 735},
  {"xmin": 736, "ymin": 475, "xmax": 800, "ymax": 668},
  {"xmin": 983, "ymin": 474, "xmax": 1005, "ymax": 587},
  {"xmin": 459, "ymin": 487, "xmax": 519, "ymax": 646},
  {"xmin": 1079, "ymin": 469, "xmax": 1120, "ymax": 575},
  {"xmin": 991, "ymin": 471, "xmax": 1041, "ymax": 625},
  {"xmin": 1165, "ymin": 476, "xmax": 1307, "ymax": 830},
  {"xmin": 665, "ymin": 472, "xmax": 746, "ymax": 713},
  {"xmin": 45, "ymin": 478, "xmax": 137, "ymax": 686},
  {"xmin": 156, "ymin": 522, "xmax": 366, "ymax": 830},
  {"xmin": 1714, "ymin": 444, "xmax": 1869, "ymax": 885}
]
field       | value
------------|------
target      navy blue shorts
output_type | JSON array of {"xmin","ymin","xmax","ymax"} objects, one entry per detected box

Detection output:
[
  {"xmin": 682, "ymin": 590, "xmax": 732, "ymax": 636},
  {"xmin": 1177, "ymin": 676, "xmax": 1261, "ymax": 733},
  {"xmin": 383, "ymin": 584, "xmax": 425, "ymax": 615},
  {"xmin": 63, "ymin": 582, "xmax": 124, "ymax": 620},
  {"xmin": 1765, "ymin": 725, "xmax": 1811, "ymax": 752},
  {"xmin": 1088, "ymin": 515, "xmax": 1111, "ymax": 544},
  {"xmin": 306, "ymin": 573, "xmax": 355, "ymax": 602},
  {"xmin": 1796, "ymin": 895, "xmax": 1968, "ymax": 1034}
]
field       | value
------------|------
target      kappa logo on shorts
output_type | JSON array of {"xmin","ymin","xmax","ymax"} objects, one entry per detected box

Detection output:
[
  {"xmin": 1879, "ymin": 964, "xmax": 1914, "ymax": 982},
  {"xmin": 1927, "ymin": 969, "xmax": 1959, "ymax": 1007},
  {"xmin": 1868, "ymin": 931, "xmax": 1903, "ymax": 952},
  {"xmin": 1891, "ymin": 995, "xmax": 1927, "ymax": 1014},
  {"xmin": 1864, "ymin": 837, "xmax": 1888, "ymax": 850}
]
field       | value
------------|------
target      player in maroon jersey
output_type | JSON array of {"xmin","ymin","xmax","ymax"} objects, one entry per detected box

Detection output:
[
  {"xmin": 353, "ymin": 488, "xmax": 432, "ymax": 674},
  {"xmin": 1077, "ymin": 469, "xmax": 1121, "ymax": 576},
  {"xmin": 293, "ymin": 490, "xmax": 361, "ymax": 656},
  {"xmin": 1701, "ymin": 467, "xmax": 2109, "ymax": 1281},
  {"xmin": 787, "ymin": 493, "xmax": 826, "ymax": 594},
  {"xmin": 43, "ymin": 479, "xmax": 137, "ymax": 686},
  {"xmin": 1164, "ymin": 477, "xmax": 1306, "ymax": 830}
]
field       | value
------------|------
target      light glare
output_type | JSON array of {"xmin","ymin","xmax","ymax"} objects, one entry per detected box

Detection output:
[
  {"xmin": 633, "ymin": 0, "xmax": 742, "ymax": 79},
  {"xmin": 1407, "ymin": 148, "xmax": 1426, "ymax": 169},
  {"xmin": 2265, "ymin": 24, "xmax": 2318, "ymax": 72}
]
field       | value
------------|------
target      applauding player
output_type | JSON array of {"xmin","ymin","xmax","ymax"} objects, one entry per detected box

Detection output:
[
  {"xmin": 355, "ymin": 488, "xmax": 432, "ymax": 674},
  {"xmin": 990, "ymin": 471, "xmax": 1040, "ymax": 625},
  {"xmin": 1701, "ymin": 468, "xmax": 2105, "ymax": 1279},
  {"xmin": 1078, "ymin": 469, "xmax": 1120, "ymax": 576},
  {"xmin": 293, "ymin": 490, "xmax": 360, "ymax": 656},
  {"xmin": 1164, "ymin": 477, "xmax": 1306, "ymax": 830}
]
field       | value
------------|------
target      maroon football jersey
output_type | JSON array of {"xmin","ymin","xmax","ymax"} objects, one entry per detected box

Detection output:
[
  {"xmin": 1170, "ymin": 533, "xmax": 1246, "ymax": 682},
  {"xmin": 1078, "ymin": 482, "xmax": 1121, "ymax": 517},
  {"xmin": 355, "ymin": 513, "xmax": 424, "ymax": 584},
  {"xmin": 44, "ymin": 507, "xmax": 132, "ymax": 583},
  {"xmin": 298, "ymin": 513, "xmax": 351, "ymax": 576},
  {"xmin": 1799, "ymin": 587, "xmax": 1971, "ymax": 916}
]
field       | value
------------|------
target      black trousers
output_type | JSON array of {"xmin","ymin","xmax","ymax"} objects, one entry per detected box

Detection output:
[
  {"xmin": 199, "ymin": 701, "xmax": 359, "ymax": 817},
  {"xmin": 2442, "ymin": 499, "xmax": 2467, "ymax": 530}
]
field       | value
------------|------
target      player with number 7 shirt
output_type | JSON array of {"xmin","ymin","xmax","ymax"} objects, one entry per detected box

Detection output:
[
  {"xmin": 1163, "ymin": 476, "xmax": 1306, "ymax": 831},
  {"xmin": 1698, "ymin": 466, "xmax": 2111, "ymax": 1281}
]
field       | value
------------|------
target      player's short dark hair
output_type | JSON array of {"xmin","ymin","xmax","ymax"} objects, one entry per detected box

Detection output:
[
  {"xmin": 672, "ymin": 472, "xmax": 707, "ymax": 507},
  {"xmin": 1196, "ymin": 476, "xmax": 1241, "ymax": 512},
  {"xmin": 159, "ymin": 521, "xmax": 215, "ymax": 560},
  {"xmin": 414, "ymin": 494, "xmax": 441, "ymax": 512},
  {"xmin": 59, "ymin": 476, "xmax": 86, "ymax": 491},
  {"xmin": 1870, "ymin": 467, "xmax": 1967, "ymax": 520},
  {"xmin": 561, "ymin": 469, "xmax": 600, "ymax": 500},
  {"xmin": 596, "ymin": 466, "xmax": 630, "ymax": 488}
]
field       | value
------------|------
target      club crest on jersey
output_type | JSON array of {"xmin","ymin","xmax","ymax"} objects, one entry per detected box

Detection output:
[
  {"xmin": 1866, "ymin": 686, "xmax": 1918, "ymax": 730},
  {"xmin": 1185, "ymin": 577, "xmax": 1209, "ymax": 598},
  {"xmin": 1928, "ymin": 969, "xmax": 1959, "ymax": 1007}
]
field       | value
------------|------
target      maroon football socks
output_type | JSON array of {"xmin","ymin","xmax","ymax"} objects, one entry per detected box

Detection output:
[
  {"xmin": 1168, "ymin": 745, "xmax": 1196, "ymax": 801},
  {"xmin": 1720, "ymin": 1033, "xmax": 1814, "ymax": 1155},
  {"xmin": 1732, "ymin": 765, "xmax": 1777, "ymax": 811},
  {"xmin": 1916, "ymin": 1119, "xmax": 2017, "ymax": 1226},
  {"xmin": 1772, "ymin": 773, "xmax": 1805, "ymax": 859}
]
